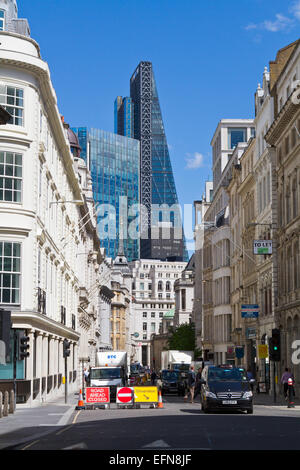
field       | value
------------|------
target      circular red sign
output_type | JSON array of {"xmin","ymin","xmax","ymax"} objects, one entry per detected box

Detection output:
[{"xmin": 117, "ymin": 387, "xmax": 133, "ymax": 403}]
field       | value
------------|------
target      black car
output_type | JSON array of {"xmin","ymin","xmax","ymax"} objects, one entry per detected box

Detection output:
[
  {"xmin": 161, "ymin": 369, "xmax": 186, "ymax": 396},
  {"xmin": 200, "ymin": 365, "xmax": 254, "ymax": 414}
]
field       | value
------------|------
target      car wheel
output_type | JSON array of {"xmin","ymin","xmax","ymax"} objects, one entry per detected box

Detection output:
[{"xmin": 246, "ymin": 408, "xmax": 253, "ymax": 414}]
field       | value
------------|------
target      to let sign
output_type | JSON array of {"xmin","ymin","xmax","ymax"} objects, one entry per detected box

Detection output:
[
  {"xmin": 253, "ymin": 240, "xmax": 272, "ymax": 255},
  {"xmin": 85, "ymin": 387, "xmax": 110, "ymax": 404}
]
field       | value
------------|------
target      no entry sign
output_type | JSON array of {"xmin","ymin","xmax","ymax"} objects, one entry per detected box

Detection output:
[
  {"xmin": 117, "ymin": 387, "xmax": 134, "ymax": 404},
  {"xmin": 85, "ymin": 387, "xmax": 110, "ymax": 404}
]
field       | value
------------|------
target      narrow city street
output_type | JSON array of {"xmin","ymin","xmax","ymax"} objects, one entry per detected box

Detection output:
[{"xmin": 2, "ymin": 395, "xmax": 300, "ymax": 452}]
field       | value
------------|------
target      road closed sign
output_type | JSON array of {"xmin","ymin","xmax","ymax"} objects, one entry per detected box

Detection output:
[
  {"xmin": 85, "ymin": 387, "xmax": 110, "ymax": 404},
  {"xmin": 134, "ymin": 386, "xmax": 158, "ymax": 403},
  {"xmin": 117, "ymin": 387, "xmax": 134, "ymax": 404}
]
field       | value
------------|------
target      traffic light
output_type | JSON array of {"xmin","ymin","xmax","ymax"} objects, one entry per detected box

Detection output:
[
  {"xmin": 18, "ymin": 332, "xmax": 30, "ymax": 360},
  {"xmin": 0, "ymin": 309, "xmax": 11, "ymax": 363},
  {"xmin": 269, "ymin": 328, "xmax": 281, "ymax": 361},
  {"xmin": 63, "ymin": 338, "xmax": 71, "ymax": 358}
]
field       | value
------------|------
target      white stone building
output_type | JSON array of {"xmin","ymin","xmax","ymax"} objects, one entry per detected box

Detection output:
[
  {"xmin": 130, "ymin": 259, "xmax": 186, "ymax": 365},
  {"xmin": 0, "ymin": 1, "xmax": 101, "ymax": 405},
  {"xmin": 174, "ymin": 254, "xmax": 195, "ymax": 327},
  {"xmin": 201, "ymin": 120, "xmax": 254, "ymax": 364}
]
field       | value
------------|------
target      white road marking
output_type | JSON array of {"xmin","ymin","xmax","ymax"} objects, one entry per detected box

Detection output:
[{"xmin": 142, "ymin": 440, "xmax": 171, "ymax": 448}]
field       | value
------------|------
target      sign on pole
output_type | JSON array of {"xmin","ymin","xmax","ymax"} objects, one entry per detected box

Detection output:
[
  {"xmin": 241, "ymin": 304, "xmax": 259, "ymax": 318},
  {"xmin": 85, "ymin": 387, "xmax": 110, "ymax": 405},
  {"xmin": 253, "ymin": 240, "xmax": 272, "ymax": 255},
  {"xmin": 134, "ymin": 386, "xmax": 158, "ymax": 404},
  {"xmin": 117, "ymin": 387, "xmax": 134, "ymax": 404},
  {"xmin": 258, "ymin": 344, "xmax": 268, "ymax": 359},
  {"xmin": 235, "ymin": 347, "xmax": 244, "ymax": 359}
]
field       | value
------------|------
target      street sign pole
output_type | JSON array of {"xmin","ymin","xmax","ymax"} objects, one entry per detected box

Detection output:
[
  {"xmin": 273, "ymin": 361, "xmax": 276, "ymax": 404},
  {"xmin": 65, "ymin": 356, "xmax": 68, "ymax": 404},
  {"xmin": 13, "ymin": 330, "xmax": 17, "ymax": 411}
]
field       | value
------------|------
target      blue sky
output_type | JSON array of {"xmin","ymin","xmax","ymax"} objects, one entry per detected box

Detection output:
[{"xmin": 19, "ymin": 0, "xmax": 300, "ymax": 228}]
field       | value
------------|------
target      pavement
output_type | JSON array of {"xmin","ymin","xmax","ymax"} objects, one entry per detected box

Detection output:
[
  {"xmin": 0, "ymin": 392, "xmax": 79, "ymax": 450},
  {"xmin": 0, "ymin": 390, "xmax": 299, "ymax": 450}
]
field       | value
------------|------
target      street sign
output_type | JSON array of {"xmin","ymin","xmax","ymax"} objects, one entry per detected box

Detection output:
[
  {"xmin": 235, "ymin": 347, "xmax": 244, "ymax": 359},
  {"xmin": 241, "ymin": 304, "xmax": 259, "ymax": 318},
  {"xmin": 134, "ymin": 386, "xmax": 158, "ymax": 404},
  {"xmin": 253, "ymin": 240, "xmax": 272, "ymax": 255},
  {"xmin": 258, "ymin": 344, "xmax": 268, "ymax": 359},
  {"xmin": 85, "ymin": 387, "xmax": 110, "ymax": 404},
  {"xmin": 117, "ymin": 387, "xmax": 134, "ymax": 404}
]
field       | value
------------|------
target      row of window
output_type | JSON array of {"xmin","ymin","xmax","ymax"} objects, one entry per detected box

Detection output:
[
  {"xmin": 143, "ymin": 322, "xmax": 156, "ymax": 332},
  {"xmin": 141, "ymin": 303, "xmax": 173, "ymax": 309},
  {"xmin": 139, "ymin": 292, "xmax": 172, "ymax": 299},
  {"xmin": 142, "ymin": 312, "xmax": 164, "ymax": 318}
]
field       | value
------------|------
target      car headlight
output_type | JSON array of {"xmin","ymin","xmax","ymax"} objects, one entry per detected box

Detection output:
[
  {"xmin": 205, "ymin": 391, "xmax": 217, "ymax": 398},
  {"xmin": 243, "ymin": 391, "xmax": 253, "ymax": 399}
]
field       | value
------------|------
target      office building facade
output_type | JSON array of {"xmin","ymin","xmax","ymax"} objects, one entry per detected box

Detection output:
[
  {"xmin": 72, "ymin": 128, "xmax": 140, "ymax": 262},
  {"xmin": 116, "ymin": 61, "xmax": 187, "ymax": 261}
]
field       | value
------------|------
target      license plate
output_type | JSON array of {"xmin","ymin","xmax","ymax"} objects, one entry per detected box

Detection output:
[{"xmin": 222, "ymin": 400, "xmax": 237, "ymax": 404}]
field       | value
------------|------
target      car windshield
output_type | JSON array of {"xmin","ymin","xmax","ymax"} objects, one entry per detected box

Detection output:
[
  {"xmin": 208, "ymin": 367, "xmax": 247, "ymax": 381},
  {"xmin": 90, "ymin": 368, "xmax": 122, "ymax": 379},
  {"xmin": 162, "ymin": 370, "xmax": 179, "ymax": 381},
  {"xmin": 173, "ymin": 364, "xmax": 190, "ymax": 372}
]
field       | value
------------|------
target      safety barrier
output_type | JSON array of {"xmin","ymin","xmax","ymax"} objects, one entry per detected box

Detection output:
[
  {"xmin": 75, "ymin": 386, "xmax": 163, "ymax": 410},
  {"xmin": 0, "ymin": 390, "xmax": 15, "ymax": 418}
]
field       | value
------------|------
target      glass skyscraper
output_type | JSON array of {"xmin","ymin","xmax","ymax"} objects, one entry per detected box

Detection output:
[
  {"xmin": 72, "ymin": 127, "xmax": 140, "ymax": 261},
  {"xmin": 114, "ymin": 96, "xmax": 134, "ymax": 138},
  {"xmin": 116, "ymin": 61, "xmax": 188, "ymax": 261}
]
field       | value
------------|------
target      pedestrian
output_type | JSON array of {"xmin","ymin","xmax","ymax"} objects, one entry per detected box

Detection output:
[
  {"xmin": 247, "ymin": 369, "xmax": 254, "ymax": 392},
  {"xmin": 193, "ymin": 367, "xmax": 203, "ymax": 401},
  {"xmin": 83, "ymin": 367, "xmax": 90, "ymax": 386},
  {"xmin": 184, "ymin": 366, "xmax": 196, "ymax": 403},
  {"xmin": 150, "ymin": 369, "xmax": 157, "ymax": 386},
  {"xmin": 281, "ymin": 368, "xmax": 294, "ymax": 399},
  {"xmin": 156, "ymin": 371, "xmax": 162, "ymax": 391}
]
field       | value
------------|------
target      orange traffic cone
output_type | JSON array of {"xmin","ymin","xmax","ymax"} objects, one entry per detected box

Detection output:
[
  {"xmin": 157, "ymin": 390, "xmax": 163, "ymax": 408},
  {"xmin": 75, "ymin": 389, "xmax": 85, "ymax": 410}
]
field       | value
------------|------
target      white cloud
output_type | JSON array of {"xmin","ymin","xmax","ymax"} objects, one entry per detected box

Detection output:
[
  {"xmin": 245, "ymin": 2, "xmax": 300, "ymax": 33},
  {"xmin": 185, "ymin": 152, "xmax": 204, "ymax": 169},
  {"xmin": 290, "ymin": 0, "xmax": 300, "ymax": 20},
  {"xmin": 263, "ymin": 14, "xmax": 294, "ymax": 32}
]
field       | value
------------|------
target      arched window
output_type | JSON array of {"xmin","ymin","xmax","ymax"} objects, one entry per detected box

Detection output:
[{"xmin": 158, "ymin": 281, "xmax": 163, "ymax": 291}]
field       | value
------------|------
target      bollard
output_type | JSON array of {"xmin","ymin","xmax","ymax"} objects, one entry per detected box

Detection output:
[
  {"xmin": 287, "ymin": 378, "xmax": 295, "ymax": 408},
  {"xmin": 9, "ymin": 390, "xmax": 15, "ymax": 414},
  {"xmin": 3, "ymin": 391, "xmax": 9, "ymax": 417},
  {"xmin": 0, "ymin": 391, "xmax": 3, "ymax": 419}
]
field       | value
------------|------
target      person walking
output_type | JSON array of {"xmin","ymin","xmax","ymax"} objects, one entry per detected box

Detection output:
[
  {"xmin": 193, "ymin": 367, "xmax": 203, "ymax": 401},
  {"xmin": 281, "ymin": 368, "xmax": 294, "ymax": 399},
  {"xmin": 83, "ymin": 367, "xmax": 90, "ymax": 387},
  {"xmin": 247, "ymin": 369, "xmax": 254, "ymax": 392},
  {"xmin": 150, "ymin": 369, "xmax": 157, "ymax": 386},
  {"xmin": 184, "ymin": 366, "xmax": 196, "ymax": 403}
]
